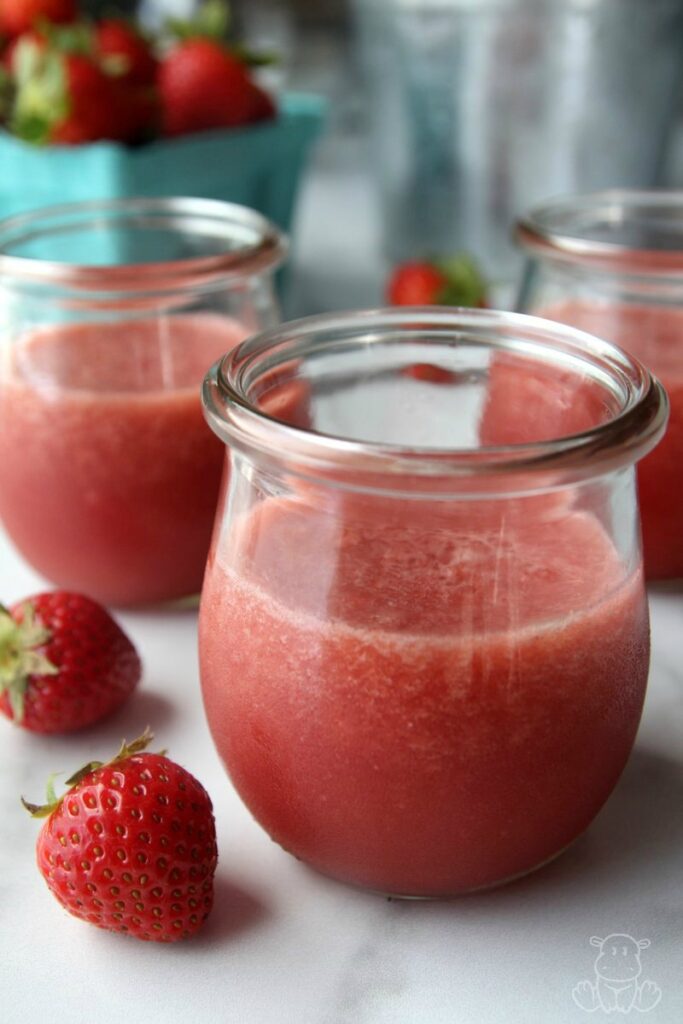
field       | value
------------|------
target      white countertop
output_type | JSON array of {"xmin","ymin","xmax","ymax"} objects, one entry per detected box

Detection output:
[{"xmin": 1, "ymin": 526, "xmax": 682, "ymax": 1024}]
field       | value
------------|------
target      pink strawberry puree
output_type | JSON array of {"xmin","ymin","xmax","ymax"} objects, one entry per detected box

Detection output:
[
  {"xmin": 0, "ymin": 314, "xmax": 244, "ymax": 605},
  {"xmin": 199, "ymin": 497, "xmax": 649, "ymax": 896},
  {"xmin": 541, "ymin": 302, "xmax": 683, "ymax": 580}
]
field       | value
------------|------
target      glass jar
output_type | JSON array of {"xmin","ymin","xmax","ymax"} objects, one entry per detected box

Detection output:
[
  {"xmin": 0, "ymin": 198, "xmax": 286, "ymax": 606},
  {"xmin": 199, "ymin": 308, "xmax": 666, "ymax": 897},
  {"xmin": 516, "ymin": 190, "xmax": 683, "ymax": 580}
]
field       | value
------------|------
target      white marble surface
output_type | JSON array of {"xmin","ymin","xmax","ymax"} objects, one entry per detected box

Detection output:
[{"xmin": 1, "ymin": 526, "xmax": 682, "ymax": 1024}]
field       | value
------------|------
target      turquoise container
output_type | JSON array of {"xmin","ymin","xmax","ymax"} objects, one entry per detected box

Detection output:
[{"xmin": 0, "ymin": 93, "xmax": 324, "ymax": 232}]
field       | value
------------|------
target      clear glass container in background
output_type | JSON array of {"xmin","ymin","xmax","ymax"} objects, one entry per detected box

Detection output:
[
  {"xmin": 0, "ymin": 198, "xmax": 286, "ymax": 606},
  {"xmin": 199, "ymin": 308, "xmax": 666, "ymax": 897},
  {"xmin": 516, "ymin": 189, "xmax": 683, "ymax": 580},
  {"xmin": 352, "ymin": 0, "xmax": 683, "ymax": 283}
]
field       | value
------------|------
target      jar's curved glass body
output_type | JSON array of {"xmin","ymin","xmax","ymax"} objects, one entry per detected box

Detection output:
[
  {"xmin": 0, "ymin": 198, "xmax": 285, "ymax": 606},
  {"xmin": 199, "ymin": 309, "xmax": 666, "ymax": 897},
  {"xmin": 516, "ymin": 190, "xmax": 683, "ymax": 580}
]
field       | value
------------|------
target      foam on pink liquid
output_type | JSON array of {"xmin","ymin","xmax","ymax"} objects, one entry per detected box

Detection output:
[{"xmin": 200, "ymin": 496, "xmax": 649, "ymax": 895}]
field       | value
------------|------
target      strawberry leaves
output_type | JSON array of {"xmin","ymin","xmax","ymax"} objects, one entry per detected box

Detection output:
[
  {"xmin": 22, "ymin": 728, "xmax": 155, "ymax": 817},
  {"xmin": 10, "ymin": 39, "xmax": 68, "ymax": 143},
  {"xmin": 434, "ymin": 255, "xmax": 488, "ymax": 308},
  {"xmin": 0, "ymin": 602, "xmax": 57, "ymax": 721}
]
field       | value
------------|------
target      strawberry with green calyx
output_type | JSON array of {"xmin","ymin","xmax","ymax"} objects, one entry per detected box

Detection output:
[
  {"xmin": 3, "ymin": 21, "xmax": 92, "ymax": 81},
  {"xmin": 23, "ymin": 729, "xmax": 218, "ymax": 943},
  {"xmin": 0, "ymin": 592, "xmax": 140, "ymax": 733},
  {"xmin": 387, "ymin": 254, "xmax": 488, "ymax": 308},
  {"xmin": 166, "ymin": 0, "xmax": 276, "ymax": 67},
  {"xmin": 160, "ymin": 0, "xmax": 276, "ymax": 135},
  {"xmin": 11, "ymin": 37, "xmax": 157, "ymax": 144}
]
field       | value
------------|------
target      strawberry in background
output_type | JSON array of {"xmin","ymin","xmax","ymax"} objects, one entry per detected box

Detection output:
[
  {"xmin": 387, "ymin": 255, "xmax": 489, "ymax": 385},
  {"xmin": 94, "ymin": 17, "xmax": 158, "ymax": 88},
  {"xmin": 159, "ymin": 0, "xmax": 276, "ymax": 137},
  {"xmin": 0, "ymin": 0, "xmax": 76, "ymax": 38},
  {"xmin": 387, "ymin": 255, "xmax": 488, "ymax": 308},
  {"xmin": 8, "ymin": 18, "xmax": 161, "ymax": 144},
  {"xmin": 11, "ymin": 37, "xmax": 157, "ymax": 144},
  {"xmin": 0, "ymin": 0, "xmax": 275, "ymax": 144}
]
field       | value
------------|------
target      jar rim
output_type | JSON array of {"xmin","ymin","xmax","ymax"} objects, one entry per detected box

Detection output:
[
  {"xmin": 516, "ymin": 189, "xmax": 683, "ymax": 277},
  {"xmin": 202, "ymin": 307, "xmax": 667, "ymax": 492},
  {"xmin": 0, "ymin": 196, "xmax": 287, "ymax": 291}
]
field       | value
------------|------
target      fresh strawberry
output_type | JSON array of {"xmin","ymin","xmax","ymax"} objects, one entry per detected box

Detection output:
[
  {"xmin": 49, "ymin": 54, "xmax": 121, "ymax": 142},
  {"xmin": 23, "ymin": 730, "xmax": 218, "ymax": 942},
  {"xmin": 0, "ymin": 592, "xmax": 141, "ymax": 733},
  {"xmin": 94, "ymin": 18, "xmax": 158, "ymax": 88},
  {"xmin": 12, "ymin": 46, "xmax": 141, "ymax": 144},
  {"xmin": 387, "ymin": 262, "xmax": 447, "ymax": 306},
  {"xmin": 387, "ymin": 255, "xmax": 488, "ymax": 308},
  {"xmin": 159, "ymin": 37, "xmax": 257, "ymax": 136},
  {"xmin": 0, "ymin": 0, "xmax": 76, "ymax": 39}
]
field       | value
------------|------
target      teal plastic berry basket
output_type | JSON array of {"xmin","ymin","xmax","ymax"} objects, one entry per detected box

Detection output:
[{"xmin": 0, "ymin": 92, "xmax": 324, "ymax": 233}]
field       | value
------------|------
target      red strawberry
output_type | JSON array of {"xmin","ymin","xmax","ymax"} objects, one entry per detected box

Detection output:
[
  {"xmin": 387, "ymin": 255, "xmax": 488, "ymax": 308},
  {"xmin": 159, "ymin": 38, "xmax": 258, "ymax": 136},
  {"xmin": 0, "ymin": 592, "xmax": 141, "ymax": 733},
  {"xmin": 23, "ymin": 730, "xmax": 218, "ymax": 943},
  {"xmin": 12, "ymin": 46, "xmax": 141, "ymax": 144},
  {"xmin": 94, "ymin": 18, "xmax": 158, "ymax": 88},
  {"xmin": 0, "ymin": 0, "xmax": 76, "ymax": 39},
  {"xmin": 387, "ymin": 262, "xmax": 448, "ymax": 306},
  {"xmin": 50, "ymin": 53, "xmax": 131, "ymax": 143}
]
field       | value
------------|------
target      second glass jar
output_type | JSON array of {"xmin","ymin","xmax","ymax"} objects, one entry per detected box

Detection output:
[{"xmin": 0, "ymin": 198, "xmax": 287, "ymax": 606}]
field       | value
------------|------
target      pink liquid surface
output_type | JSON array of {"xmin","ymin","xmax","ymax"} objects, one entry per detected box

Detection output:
[
  {"xmin": 542, "ymin": 302, "xmax": 683, "ymax": 579},
  {"xmin": 0, "ymin": 315, "xmax": 243, "ymax": 605},
  {"xmin": 200, "ymin": 498, "xmax": 649, "ymax": 895}
]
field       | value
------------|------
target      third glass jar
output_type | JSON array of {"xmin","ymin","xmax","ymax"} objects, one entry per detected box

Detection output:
[{"xmin": 516, "ymin": 190, "xmax": 683, "ymax": 580}]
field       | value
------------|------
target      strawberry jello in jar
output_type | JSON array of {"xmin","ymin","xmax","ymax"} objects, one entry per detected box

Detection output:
[
  {"xmin": 0, "ymin": 198, "xmax": 289, "ymax": 605},
  {"xmin": 198, "ymin": 308, "xmax": 666, "ymax": 897},
  {"xmin": 517, "ymin": 190, "xmax": 683, "ymax": 580}
]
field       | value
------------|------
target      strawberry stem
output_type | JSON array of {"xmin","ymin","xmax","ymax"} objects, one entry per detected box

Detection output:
[
  {"xmin": 22, "ymin": 728, "xmax": 157, "ymax": 819},
  {"xmin": 167, "ymin": 0, "xmax": 230, "ymax": 42},
  {"xmin": 0, "ymin": 602, "xmax": 57, "ymax": 723}
]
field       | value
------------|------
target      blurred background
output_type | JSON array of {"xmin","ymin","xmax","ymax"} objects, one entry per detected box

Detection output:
[{"xmin": 13, "ymin": 0, "xmax": 683, "ymax": 312}]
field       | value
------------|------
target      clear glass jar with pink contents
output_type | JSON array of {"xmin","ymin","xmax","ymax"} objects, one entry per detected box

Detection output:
[
  {"xmin": 0, "ymin": 197, "xmax": 286, "ymax": 606},
  {"xmin": 516, "ymin": 190, "xmax": 683, "ymax": 580},
  {"xmin": 199, "ymin": 308, "xmax": 666, "ymax": 897}
]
